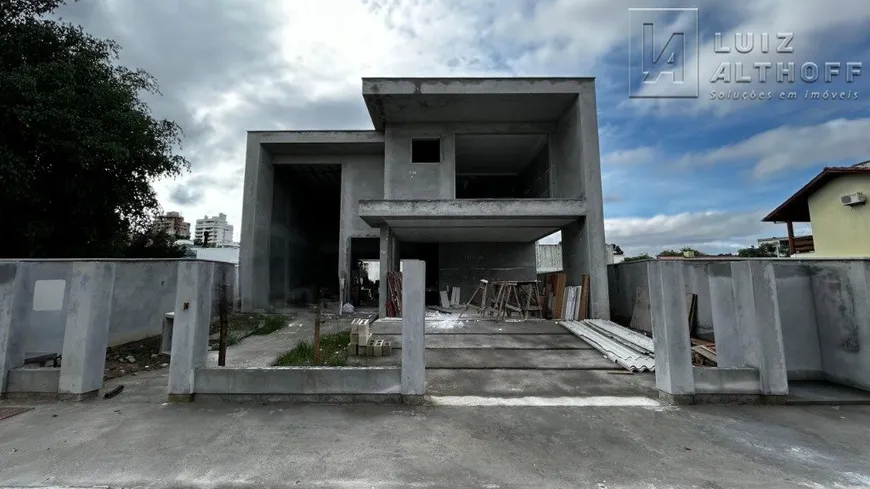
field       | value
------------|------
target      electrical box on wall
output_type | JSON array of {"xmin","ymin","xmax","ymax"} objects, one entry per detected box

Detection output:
[{"xmin": 840, "ymin": 192, "xmax": 867, "ymax": 206}]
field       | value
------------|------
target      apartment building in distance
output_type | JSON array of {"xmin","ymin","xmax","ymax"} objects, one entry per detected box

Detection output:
[
  {"xmin": 195, "ymin": 213, "xmax": 235, "ymax": 246},
  {"xmin": 154, "ymin": 211, "xmax": 190, "ymax": 238}
]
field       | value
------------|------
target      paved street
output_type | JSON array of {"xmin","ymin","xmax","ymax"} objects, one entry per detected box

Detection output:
[{"xmin": 1, "ymin": 397, "xmax": 869, "ymax": 488}]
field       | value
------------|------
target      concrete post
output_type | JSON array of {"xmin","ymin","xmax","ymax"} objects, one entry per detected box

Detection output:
[
  {"xmin": 731, "ymin": 261, "xmax": 788, "ymax": 398},
  {"xmin": 648, "ymin": 261, "xmax": 695, "ymax": 403},
  {"xmin": 168, "ymin": 261, "xmax": 215, "ymax": 402},
  {"xmin": 0, "ymin": 263, "xmax": 25, "ymax": 396},
  {"xmin": 401, "ymin": 259, "xmax": 425, "ymax": 403},
  {"xmin": 58, "ymin": 262, "xmax": 116, "ymax": 400},
  {"xmin": 378, "ymin": 226, "xmax": 394, "ymax": 317},
  {"xmin": 708, "ymin": 262, "xmax": 742, "ymax": 367}
]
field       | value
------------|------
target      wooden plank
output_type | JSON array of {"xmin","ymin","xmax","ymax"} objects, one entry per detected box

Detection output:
[
  {"xmin": 579, "ymin": 274, "xmax": 590, "ymax": 319},
  {"xmin": 439, "ymin": 290, "xmax": 450, "ymax": 308},
  {"xmin": 691, "ymin": 345, "xmax": 717, "ymax": 365}
]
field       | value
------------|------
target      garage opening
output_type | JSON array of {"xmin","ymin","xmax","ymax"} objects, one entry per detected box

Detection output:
[
  {"xmin": 272, "ymin": 164, "xmax": 341, "ymax": 304},
  {"xmin": 455, "ymin": 134, "xmax": 550, "ymax": 199}
]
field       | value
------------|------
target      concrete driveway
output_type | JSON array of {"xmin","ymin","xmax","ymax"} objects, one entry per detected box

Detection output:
[{"xmin": 355, "ymin": 316, "xmax": 657, "ymax": 399}]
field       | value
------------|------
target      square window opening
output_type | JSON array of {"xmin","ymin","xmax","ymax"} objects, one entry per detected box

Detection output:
[{"xmin": 411, "ymin": 138, "xmax": 441, "ymax": 163}]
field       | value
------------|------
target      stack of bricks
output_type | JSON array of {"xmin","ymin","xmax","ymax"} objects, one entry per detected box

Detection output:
[{"xmin": 347, "ymin": 318, "xmax": 392, "ymax": 357}]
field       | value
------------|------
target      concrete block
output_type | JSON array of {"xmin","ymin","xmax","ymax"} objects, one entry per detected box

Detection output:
[
  {"xmin": 350, "ymin": 333, "xmax": 359, "ymax": 345},
  {"xmin": 358, "ymin": 345, "xmax": 367, "ymax": 356},
  {"xmin": 401, "ymin": 260, "xmax": 426, "ymax": 396},
  {"xmin": 383, "ymin": 341, "xmax": 392, "ymax": 356},
  {"xmin": 373, "ymin": 340, "xmax": 383, "ymax": 357},
  {"xmin": 347, "ymin": 344, "xmax": 356, "ymax": 355},
  {"xmin": 59, "ymin": 262, "xmax": 116, "ymax": 397},
  {"xmin": 366, "ymin": 340, "xmax": 375, "ymax": 357},
  {"xmin": 5, "ymin": 367, "xmax": 60, "ymax": 393}
]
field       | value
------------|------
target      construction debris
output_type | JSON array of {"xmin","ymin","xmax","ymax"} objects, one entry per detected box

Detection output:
[
  {"xmin": 347, "ymin": 318, "xmax": 392, "ymax": 357},
  {"xmin": 691, "ymin": 338, "xmax": 717, "ymax": 366},
  {"xmin": 561, "ymin": 319, "xmax": 655, "ymax": 372},
  {"xmin": 386, "ymin": 271, "xmax": 403, "ymax": 317}
]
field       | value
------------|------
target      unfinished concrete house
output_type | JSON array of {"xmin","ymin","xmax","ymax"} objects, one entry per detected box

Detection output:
[{"xmin": 239, "ymin": 78, "xmax": 609, "ymax": 319}]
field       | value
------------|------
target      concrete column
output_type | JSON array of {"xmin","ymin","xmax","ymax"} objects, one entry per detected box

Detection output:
[
  {"xmin": 648, "ymin": 261, "xmax": 694, "ymax": 403},
  {"xmin": 575, "ymin": 85, "xmax": 610, "ymax": 320},
  {"xmin": 168, "ymin": 261, "xmax": 215, "ymax": 402},
  {"xmin": 378, "ymin": 226, "xmax": 394, "ymax": 317},
  {"xmin": 561, "ymin": 219, "xmax": 609, "ymax": 319},
  {"xmin": 0, "ymin": 263, "xmax": 25, "ymax": 396},
  {"xmin": 730, "ymin": 261, "xmax": 788, "ymax": 397},
  {"xmin": 401, "ymin": 259, "xmax": 425, "ymax": 402},
  {"xmin": 708, "ymin": 262, "xmax": 742, "ymax": 367},
  {"xmin": 58, "ymin": 262, "xmax": 116, "ymax": 399},
  {"xmin": 240, "ymin": 134, "xmax": 274, "ymax": 312}
]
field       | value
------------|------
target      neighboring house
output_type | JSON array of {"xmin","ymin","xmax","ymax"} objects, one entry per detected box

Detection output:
[
  {"xmin": 763, "ymin": 161, "xmax": 870, "ymax": 257},
  {"xmin": 240, "ymin": 77, "xmax": 610, "ymax": 318},
  {"xmin": 757, "ymin": 235, "xmax": 815, "ymax": 256},
  {"xmin": 195, "ymin": 213, "xmax": 235, "ymax": 246}
]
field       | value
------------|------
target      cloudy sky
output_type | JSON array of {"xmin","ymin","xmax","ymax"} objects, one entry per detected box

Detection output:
[{"xmin": 56, "ymin": 0, "xmax": 870, "ymax": 256}]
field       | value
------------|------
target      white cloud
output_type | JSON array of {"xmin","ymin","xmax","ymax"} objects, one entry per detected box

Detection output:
[
  {"xmin": 678, "ymin": 117, "xmax": 870, "ymax": 178},
  {"xmin": 602, "ymin": 147, "xmax": 658, "ymax": 167},
  {"xmin": 538, "ymin": 209, "xmax": 795, "ymax": 256}
]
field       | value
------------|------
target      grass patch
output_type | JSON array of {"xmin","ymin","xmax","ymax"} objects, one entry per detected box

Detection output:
[
  {"xmin": 251, "ymin": 315, "xmax": 288, "ymax": 336},
  {"xmin": 272, "ymin": 331, "xmax": 351, "ymax": 367}
]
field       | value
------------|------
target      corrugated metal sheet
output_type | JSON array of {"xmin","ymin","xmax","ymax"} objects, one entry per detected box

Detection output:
[
  {"xmin": 560, "ymin": 320, "xmax": 655, "ymax": 372},
  {"xmin": 536, "ymin": 243, "xmax": 562, "ymax": 273},
  {"xmin": 583, "ymin": 319, "xmax": 654, "ymax": 354}
]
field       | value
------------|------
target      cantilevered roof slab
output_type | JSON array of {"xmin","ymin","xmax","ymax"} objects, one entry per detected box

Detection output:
[
  {"xmin": 358, "ymin": 199, "xmax": 586, "ymax": 242},
  {"xmin": 250, "ymin": 130, "xmax": 385, "ymax": 155},
  {"xmin": 362, "ymin": 77, "xmax": 593, "ymax": 131}
]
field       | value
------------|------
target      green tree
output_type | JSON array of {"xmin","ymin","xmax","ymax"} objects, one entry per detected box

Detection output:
[
  {"xmin": 0, "ymin": 0, "xmax": 189, "ymax": 258},
  {"xmin": 658, "ymin": 249, "xmax": 682, "ymax": 257},
  {"xmin": 124, "ymin": 226, "xmax": 186, "ymax": 259},
  {"xmin": 737, "ymin": 243, "xmax": 778, "ymax": 258},
  {"xmin": 624, "ymin": 253, "xmax": 652, "ymax": 262}
]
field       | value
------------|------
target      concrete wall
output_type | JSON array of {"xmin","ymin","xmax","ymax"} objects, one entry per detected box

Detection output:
[
  {"xmin": 340, "ymin": 156, "xmax": 385, "ymax": 293},
  {"xmin": 438, "ymin": 242, "xmax": 536, "ymax": 303},
  {"xmin": 194, "ymin": 367, "xmax": 402, "ymax": 394},
  {"xmin": 384, "ymin": 124, "xmax": 455, "ymax": 200},
  {"xmin": 807, "ymin": 174, "xmax": 870, "ymax": 257},
  {"xmin": 0, "ymin": 259, "xmax": 235, "ymax": 355},
  {"xmin": 609, "ymin": 258, "xmax": 870, "ymax": 392},
  {"xmin": 519, "ymin": 143, "xmax": 550, "ymax": 198}
]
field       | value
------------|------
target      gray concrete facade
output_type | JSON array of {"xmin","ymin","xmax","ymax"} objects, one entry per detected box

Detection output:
[{"xmin": 240, "ymin": 78, "xmax": 610, "ymax": 318}]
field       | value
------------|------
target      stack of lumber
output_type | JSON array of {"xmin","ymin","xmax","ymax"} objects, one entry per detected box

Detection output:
[
  {"xmin": 691, "ymin": 338, "xmax": 717, "ymax": 366},
  {"xmin": 541, "ymin": 273, "xmax": 566, "ymax": 319},
  {"xmin": 386, "ymin": 271, "xmax": 403, "ymax": 317}
]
